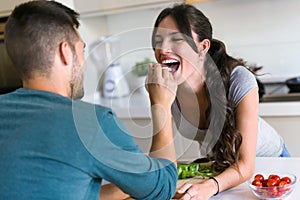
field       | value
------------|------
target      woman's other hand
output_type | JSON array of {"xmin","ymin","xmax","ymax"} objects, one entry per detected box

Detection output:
[{"xmin": 175, "ymin": 179, "xmax": 217, "ymax": 200}]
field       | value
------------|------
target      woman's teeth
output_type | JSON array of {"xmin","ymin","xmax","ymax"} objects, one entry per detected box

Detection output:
[{"xmin": 162, "ymin": 59, "xmax": 180, "ymax": 73}]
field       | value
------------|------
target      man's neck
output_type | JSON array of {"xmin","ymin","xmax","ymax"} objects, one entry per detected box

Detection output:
[{"xmin": 23, "ymin": 77, "xmax": 70, "ymax": 98}]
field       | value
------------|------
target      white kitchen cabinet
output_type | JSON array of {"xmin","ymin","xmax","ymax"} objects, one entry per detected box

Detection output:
[
  {"xmin": 261, "ymin": 116, "xmax": 300, "ymax": 157},
  {"xmin": 120, "ymin": 118, "xmax": 201, "ymax": 161},
  {"xmin": 83, "ymin": 92, "xmax": 200, "ymax": 160},
  {"xmin": 73, "ymin": 0, "xmax": 180, "ymax": 17},
  {"xmin": 0, "ymin": 0, "xmax": 27, "ymax": 17},
  {"xmin": 259, "ymin": 102, "xmax": 300, "ymax": 157},
  {"xmin": 0, "ymin": 0, "xmax": 75, "ymax": 17},
  {"xmin": 122, "ymin": 116, "xmax": 300, "ymax": 161}
]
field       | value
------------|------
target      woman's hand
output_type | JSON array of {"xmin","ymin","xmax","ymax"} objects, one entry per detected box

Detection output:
[
  {"xmin": 174, "ymin": 179, "xmax": 217, "ymax": 200},
  {"xmin": 146, "ymin": 63, "xmax": 177, "ymax": 109}
]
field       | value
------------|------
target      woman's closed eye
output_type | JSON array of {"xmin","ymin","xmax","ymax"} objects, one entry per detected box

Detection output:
[
  {"xmin": 171, "ymin": 37, "xmax": 184, "ymax": 43},
  {"xmin": 154, "ymin": 38, "xmax": 184, "ymax": 47},
  {"xmin": 154, "ymin": 40, "xmax": 163, "ymax": 47}
]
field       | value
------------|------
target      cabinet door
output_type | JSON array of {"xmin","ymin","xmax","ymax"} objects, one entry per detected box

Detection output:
[
  {"xmin": 0, "ymin": 0, "xmax": 28, "ymax": 17},
  {"xmin": 262, "ymin": 116, "xmax": 300, "ymax": 157},
  {"xmin": 74, "ymin": 0, "xmax": 177, "ymax": 17},
  {"xmin": 0, "ymin": 0, "xmax": 75, "ymax": 17}
]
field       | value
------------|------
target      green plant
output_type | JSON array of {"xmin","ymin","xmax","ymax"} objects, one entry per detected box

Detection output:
[{"xmin": 132, "ymin": 58, "xmax": 151, "ymax": 77}]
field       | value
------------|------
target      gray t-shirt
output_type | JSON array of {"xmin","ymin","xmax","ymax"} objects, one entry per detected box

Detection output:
[{"xmin": 172, "ymin": 66, "xmax": 284, "ymax": 157}]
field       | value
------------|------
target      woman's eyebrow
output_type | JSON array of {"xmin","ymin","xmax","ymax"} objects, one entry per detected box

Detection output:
[
  {"xmin": 155, "ymin": 31, "xmax": 182, "ymax": 38},
  {"xmin": 169, "ymin": 32, "xmax": 181, "ymax": 36},
  {"xmin": 154, "ymin": 35, "xmax": 162, "ymax": 39}
]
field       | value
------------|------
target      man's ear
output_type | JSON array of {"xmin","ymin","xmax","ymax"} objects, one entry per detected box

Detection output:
[{"xmin": 59, "ymin": 41, "xmax": 73, "ymax": 66}]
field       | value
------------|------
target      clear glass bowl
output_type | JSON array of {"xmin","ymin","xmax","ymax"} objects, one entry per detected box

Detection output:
[{"xmin": 247, "ymin": 173, "xmax": 297, "ymax": 200}]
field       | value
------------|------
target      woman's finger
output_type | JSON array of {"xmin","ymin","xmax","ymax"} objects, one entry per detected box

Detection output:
[
  {"xmin": 147, "ymin": 63, "xmax": 163, "ymax": 84},
  {"xmin": 153, "ymin": 63, "xmax": 163, "ymax": 80},
  {"xmin": 177, "ymin": 183, "xmax": 193, "ymax": 194},
  {"xmin": 148, "ymin": 63, "xmax": 154, "ymax": 75},
  {"xmin": 179, "ymin": 191, "xmax": 193, "ymax": 200},
  {"xmin": 161, "ymin": 66, "xmax": 171, "ymax": 80}
]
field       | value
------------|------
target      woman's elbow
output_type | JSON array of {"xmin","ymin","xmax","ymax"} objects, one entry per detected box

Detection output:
[
  {"xmin": 244, "ymin": 165, "xmax": 255, "ymax": 180},
  {"xmin": 238, "ymin": 158, "xmax": 255, "ymax": 181}
]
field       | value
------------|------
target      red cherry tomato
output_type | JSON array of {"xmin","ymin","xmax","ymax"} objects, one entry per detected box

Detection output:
[
  {"xmin": 281, "ymin": 176, "xmax": 292, "ymax": 184},
  {"xmin": 262, "ymin": 179, "xmax": 268, "ymax": 187},
  {"xmin": 252, "ymin": 180, "xmax": 263, "ymax": 187},
  {"xmin": 279, "ymin": 181, "xmax": 287, "ymax": 186},
  {"xmin": 267, "ymin": 179, "xmax": 278, "ymax": 187},
  {"xmin": 254, "ymin": 174, "xmax": 264, "ymax": 182},
  {"xmin": 268, "ymin": 174, "xmax": 281, "ymax": 184}
]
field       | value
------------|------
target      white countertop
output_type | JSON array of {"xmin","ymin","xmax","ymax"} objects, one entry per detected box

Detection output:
[
  {"xmin": 259, "ymin": 101, "xmax": 300, "ymax": 117},
  {"xmin": 82, "ymin": 92, "xmax": 300, "ymax": 119},
  {"xmin": 211, "ymin": 157, "xmax": 300, "ymax": 200}
]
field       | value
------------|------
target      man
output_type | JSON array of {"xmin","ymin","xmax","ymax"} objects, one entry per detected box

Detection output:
[{"xmin": 0, "ymin": 1, "xmax": 177, "ymax": 199}]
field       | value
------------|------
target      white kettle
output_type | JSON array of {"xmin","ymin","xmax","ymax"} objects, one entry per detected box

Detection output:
[{"xmin": 103, "ymin": 63, "xmax": 130, "ymax": 98}]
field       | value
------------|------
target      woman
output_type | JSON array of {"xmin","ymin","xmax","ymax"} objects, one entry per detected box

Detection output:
[{"xmin": 150, "ymin": 3, "xmax": 290, "ymax": 199}]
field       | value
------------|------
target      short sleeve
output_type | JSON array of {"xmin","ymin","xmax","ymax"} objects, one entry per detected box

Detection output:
[{"xmin": 228, "ymin": 66, "xmax": 258, "ymax": 106}]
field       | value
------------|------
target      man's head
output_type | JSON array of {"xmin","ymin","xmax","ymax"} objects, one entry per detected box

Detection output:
[{"xmin": 5, "ymin": 0, "xmax": 86, "ymax": 99}]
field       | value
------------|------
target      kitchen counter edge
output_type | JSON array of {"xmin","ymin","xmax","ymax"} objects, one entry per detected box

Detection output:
[{"xmin": 82, "ymin": 92, "xmax": 300, "ymax": 119}]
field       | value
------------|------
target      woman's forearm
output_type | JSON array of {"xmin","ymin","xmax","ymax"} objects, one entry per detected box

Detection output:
[
  {"xmin": 149, "ymin": 105, "xmax": 176, "ymax": 165},
  {"xmin": 214, "ymin": 159, "xmax": 255, "ymax": 193}
]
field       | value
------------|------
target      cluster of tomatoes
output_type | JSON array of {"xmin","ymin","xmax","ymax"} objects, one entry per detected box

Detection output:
[
  {"xmin": 252, "ymin": 174, "xmax": 292, "ymax": 187},
  {"xmin": 251, "ymin": 173, "xmax": 292, "ymax": 198}
]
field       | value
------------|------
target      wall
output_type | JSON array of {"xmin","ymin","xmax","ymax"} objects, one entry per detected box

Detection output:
[
  {"xmin": 79, "ymin": 0, "xmax": 300, "ymax": 96},
  {"xmin": 79, "ymin": 16, "xmax": 109, "ymax": 95},
  {"xmin": 0, "ymin": 0, "xmax": 75, "ymax": 16},
  {"xmin": 199, "ymin": 0, "xmax": 300, "ymax": 81},
  {"xmin": 56, "ymin": 0, "xmax": 74, "ymax": 9},
  {"xmin": 79, "ymin": 7, "xmax": 163, "ymax": 96}
]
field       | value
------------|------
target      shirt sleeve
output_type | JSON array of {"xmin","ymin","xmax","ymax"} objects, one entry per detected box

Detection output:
[
  {"xmin": 93, "ymin": 107, "xmax": 178, "ymax": 200},
  {"xmin": 228, "ymin": 66, "xmax": 258, "ymax": 106}
]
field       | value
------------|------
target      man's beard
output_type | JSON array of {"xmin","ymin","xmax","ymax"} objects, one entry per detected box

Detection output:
[{"xmin": 70, "ymin": 56, "xmax": 84, "ymax": 100}]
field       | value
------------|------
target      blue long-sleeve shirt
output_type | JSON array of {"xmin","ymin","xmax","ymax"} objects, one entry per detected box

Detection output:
[{"xmin": 0, "ymin": 88, "xmax": 177, "ymax": 200}]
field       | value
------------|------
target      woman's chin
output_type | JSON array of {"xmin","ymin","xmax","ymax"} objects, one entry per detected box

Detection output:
[{"xmin": 173, "ymin": 74, "xmax": 185, "ymax": 85}]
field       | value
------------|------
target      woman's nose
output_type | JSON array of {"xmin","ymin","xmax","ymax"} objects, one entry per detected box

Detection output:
[{"xmin": 159, "ymin": 40, "xmax": 172, "ymax": 54}]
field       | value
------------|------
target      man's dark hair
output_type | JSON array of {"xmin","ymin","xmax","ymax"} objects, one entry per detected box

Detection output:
[{"xmin": 4, "ymin": 0, "xmax": 80, "ymax": 80}]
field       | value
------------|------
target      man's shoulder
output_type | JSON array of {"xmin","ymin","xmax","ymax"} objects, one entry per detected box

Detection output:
[{"xmin": 73, "ymin": 100, "xmax": 113, "ymax": 117}]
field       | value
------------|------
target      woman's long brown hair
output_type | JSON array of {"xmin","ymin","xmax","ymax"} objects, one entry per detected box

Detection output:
[{"xmin": 152, "ymin": 3, "xmax": 244, "ymax": 173}]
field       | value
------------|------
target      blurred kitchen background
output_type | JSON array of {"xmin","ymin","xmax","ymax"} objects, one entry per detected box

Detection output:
[
  {"xmin": 2, "ymin": 0, "xmax": 300, "ymax": 97},
  {"xmin": 1, "ymin": 0, "xmax": 300, "ymax": 158},
  {"xmin": 73, "ymin": 0, "xmax": 300, "ymax": 97}
]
